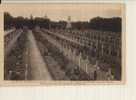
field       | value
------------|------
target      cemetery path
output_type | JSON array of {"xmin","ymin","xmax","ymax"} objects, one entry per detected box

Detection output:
[{"xmin": 27, "ymin": 30, "xmax": 52, "ymax": 80}]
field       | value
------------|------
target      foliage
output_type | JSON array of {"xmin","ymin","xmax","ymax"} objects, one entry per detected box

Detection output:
[{"xmin": 4, "ymin": 12, "xmax": 121, "ymax": 32}]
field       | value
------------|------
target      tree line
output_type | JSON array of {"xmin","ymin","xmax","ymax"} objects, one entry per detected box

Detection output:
[{"xmin": 4, "ymin": 12, "xmax": 121, "ymax": 32}]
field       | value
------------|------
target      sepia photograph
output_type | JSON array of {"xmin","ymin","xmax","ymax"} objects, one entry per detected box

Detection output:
[{"xmin": 3, "ymin": 3, "xmax": 125, "ymax": 83}]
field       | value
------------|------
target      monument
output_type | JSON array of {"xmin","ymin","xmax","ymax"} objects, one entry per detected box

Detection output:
[{"xmin": 66, "ymin": 16, "xmax": 72, "ymax": 29}]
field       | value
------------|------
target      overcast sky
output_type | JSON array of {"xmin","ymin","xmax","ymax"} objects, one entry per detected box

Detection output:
[{"xmin": 3, "ymin": 4, "xmax": 124, "ymax": 21}]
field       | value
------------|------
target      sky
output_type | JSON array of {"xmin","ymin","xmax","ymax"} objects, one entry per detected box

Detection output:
[{"xmin": 3, "ymin": 3, "xmax": 124, "ymax": 21}]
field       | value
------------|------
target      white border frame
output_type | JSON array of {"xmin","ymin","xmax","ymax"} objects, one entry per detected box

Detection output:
[{"xmin": 0, "ymin": 1, "xmax": 136, "ymax": 100}]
